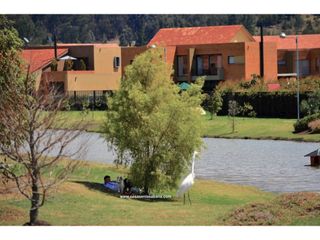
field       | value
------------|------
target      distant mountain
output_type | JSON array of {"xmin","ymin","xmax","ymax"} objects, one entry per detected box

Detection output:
[{"xmin": 6, "ymin": 14, "xmax": 320, "ymax": 46}]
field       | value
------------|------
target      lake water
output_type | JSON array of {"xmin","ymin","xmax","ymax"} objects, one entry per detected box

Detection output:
[{"xmin": 54, "ymin": 131, "xmax": 320, "ymax": 193}]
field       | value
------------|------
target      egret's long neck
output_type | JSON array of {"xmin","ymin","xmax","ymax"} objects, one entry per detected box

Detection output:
[{"xmin": 191, "ymin": 153, "xmax": 195, "ymax": 175}]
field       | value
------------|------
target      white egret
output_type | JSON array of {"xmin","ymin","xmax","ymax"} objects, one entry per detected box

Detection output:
[{"xmin": 176, "ymin": 151, "xmax": 198, "ymax": 205}]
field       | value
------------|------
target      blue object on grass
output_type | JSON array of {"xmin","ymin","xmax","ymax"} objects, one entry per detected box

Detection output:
[{"xmin": 104, "ymin": 181, "xmax": 119, "ymax": 192}]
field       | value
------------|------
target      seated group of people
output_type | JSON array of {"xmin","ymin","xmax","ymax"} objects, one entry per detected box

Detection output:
[{"xmin": 104, "ymin": 175, "xmax": 140, "ymax": 195}]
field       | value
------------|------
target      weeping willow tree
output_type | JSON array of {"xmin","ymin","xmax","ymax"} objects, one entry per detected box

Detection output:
[{"xmin": 103, "ymin": 48, "xmax": 205, "ymax": 194}]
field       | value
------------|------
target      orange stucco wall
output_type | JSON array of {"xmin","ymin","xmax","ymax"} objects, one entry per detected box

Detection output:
[
  {"xmin": 175, "ymin": 42, "xmax": 247, "ymax": 81},
  {"xmin": 42, "ymin": 44, "xmax": 122, "ymax": 92},
  {"xmin": 263, "ymin": 42, "xmax": 278, "ymax": 81},
  {"xmin": 65, "ymin": 71, "xmax": 119, "ymax": 91},
  {"xmin": 244, "ymin": 42, "xmax": 260, "ymax": 80},
  {"xmin": 244, "ymin": 42, "xmax": 277, "ymax": 81},
  {"xmin": 121, "ymin": 46, "xmax": 148, "ymax": 76}
]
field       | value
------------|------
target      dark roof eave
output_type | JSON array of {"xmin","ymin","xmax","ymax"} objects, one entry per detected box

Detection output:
[{"xmin": 305, "ymin": 149, "xmax": 320, "ymax": 157}]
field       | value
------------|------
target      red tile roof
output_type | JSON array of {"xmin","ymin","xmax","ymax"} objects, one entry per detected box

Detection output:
[
  {"xmin": 22, "ymin": 48, "xmax": 68, "ymax": 73},
  {"xmin": 148, "ymin": 25, "xmax": 250, "ymax": 46},
  {"xmin": 57, "ymin": 43, "xmax": 119, "ymax": 48},
  {"xmin": 254, "ymin": 34, "xmax": 320, "ymax": 50}
]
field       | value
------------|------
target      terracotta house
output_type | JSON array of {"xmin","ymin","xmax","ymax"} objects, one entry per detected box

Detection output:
[
  {"xmin": 22, "ymin": 25, "xmax": 320, "ymax": 95},
  {"xmin": 254, "ymin": 34, "xmax": 320, "ymax": 78},
  {"xmin": 22, "ymin": 47, "xmax": 68, "ymax": 91},
  {"xmin": 22, "ymin": 43, "xmax": 122, "ymax": 96},
  {"xmin": 147, "ymin": 25, "xmax": 278, "ymax": 90}
]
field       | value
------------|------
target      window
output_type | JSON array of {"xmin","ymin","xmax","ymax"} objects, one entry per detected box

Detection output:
[
  {"xmin": 196, "ymin": 56, "xmax": 203, "ymax": 75},
  {"xmin": 113, "ymin": 57, "xmax": 120, "ymax": 68},
  {"xmin": 299, "ymin": 60, "xmax": 310, "ymax": 77},
  {"xmin": 176, "ymin": 56, "xmax": 188, "ymax": 76},
  {"xmin": 278, "ymin": 60, "xmax": 286, "ymax": 65},
  {"xmin": 228, "ymin": 56, "xmax": 244, "ymax": 64},
  {"xmin": 192, "ymin": 55, "xmax": 222, "ymax": 76},
  {"xmin": 316, "ymin": 57, "xmax": 320, "ymax": 72},
  {"xmin": 228, "ymin": 56, "xmax": 235, "ymax": 64}
]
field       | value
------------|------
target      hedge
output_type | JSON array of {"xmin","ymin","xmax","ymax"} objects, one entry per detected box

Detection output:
[{"xmin": 212, "ymin": 92, "xmax": 308, "ymax": 118}]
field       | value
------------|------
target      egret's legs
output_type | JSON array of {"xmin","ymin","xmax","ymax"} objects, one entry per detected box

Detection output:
[{"xmin": 188, "ymin": 191, "xmax": 192, "ymax": 205}]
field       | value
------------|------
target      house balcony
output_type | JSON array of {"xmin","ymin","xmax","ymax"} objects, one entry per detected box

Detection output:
[
  {"xmin": 41, "ymin": 70, "xmax": 120, "ymax": 92},
  {"xmin": 176, "ymin": 68, "xmax": 224, "ymax": 82}
]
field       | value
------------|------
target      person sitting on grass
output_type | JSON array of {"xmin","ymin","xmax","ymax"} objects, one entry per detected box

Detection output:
[
  {"xmin": 103, "ymin": 175, "xmax": 142, "ymax": 195},
  {"xmin": 103, "ymin": 175, "xmax": 119, "ymax": 192}
]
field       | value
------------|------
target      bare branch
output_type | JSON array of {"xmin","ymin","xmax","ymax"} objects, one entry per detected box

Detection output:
[{"xmin": 0, "ymin": 71, "xmax": 87, "ymax": 224}]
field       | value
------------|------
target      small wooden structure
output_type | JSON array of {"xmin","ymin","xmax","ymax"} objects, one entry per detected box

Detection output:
[{"xmin": 305, "ymin": 149, "xmax": 320, "ymax": 166}]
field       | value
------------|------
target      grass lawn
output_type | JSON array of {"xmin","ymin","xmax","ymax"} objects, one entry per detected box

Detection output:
[
  {"xmin": 0, "ymin": 160, "xmax": 275, "ymax": 226},
  {"xmin": 204, "ymin": 115, "xmax": 320, "ymax": 142},
  {"xmin": 56, "ymin": 111, "xmax": 320, "ymax": 142}
]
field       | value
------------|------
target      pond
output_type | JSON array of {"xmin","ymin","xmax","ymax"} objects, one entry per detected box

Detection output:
[{"xmin": 53, "ymin": 131, "xmax": 320, "ymax": 193}]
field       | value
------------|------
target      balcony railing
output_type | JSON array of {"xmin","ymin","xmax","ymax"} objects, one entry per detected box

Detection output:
[{"xmin": 176, "ymin": 68, "xmax": 224, "ymax": 81}]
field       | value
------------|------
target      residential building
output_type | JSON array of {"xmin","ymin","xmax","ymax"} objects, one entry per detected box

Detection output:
[
  {"xmin": 23, "ymin": 43, "xmax": 122, "ymax": 97},
  {"xmin": 148, "ymin": 25, "xmax": 278, "ymax": 90},
  {"xmin": 22, "ymin": 25, "xmax": 320, "ymax": 96},
  {"xmin": 254, "ymin": 34, "xmax": 320, "ymax": 78},
  {"xmin": 22, "ymin": 47, "xmax": 68, "ymax": 91}
]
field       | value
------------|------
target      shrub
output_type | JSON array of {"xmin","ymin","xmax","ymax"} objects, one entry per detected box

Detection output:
[
  {"xmin": 206, "ymin": 89, "xmax": 223, "ymax": 119},
  {"xmin": 78, "ymin": 59, "xmax": 87, "ymax": 70},
  {"xmin": 279, "ymin": 76, "xmax": 320, "ymax": 92},
  {"xmin": 300, "ymin": 90, "xmax": 320, "ymax": 116},
  {"xmin": 64, "ymin": 59, "xmax": 73, "ymax": 71},
  {"xmin": 50, "ymin": 59, "xmax": 57, "ymax": 71},
  {"xmin": 308, "ymin": 119, "xmax": 320, "ymax": 133},
  {"xmin": 247, "ymin": 110, "xmax": 257, "ymax": 118},
  {"xmin": 241, "ymin": 102, "xmax": 256, "ymax": 118},
  {"xmin": 294, "ymin": 112, "xmax": 320, "ymax": 133}
]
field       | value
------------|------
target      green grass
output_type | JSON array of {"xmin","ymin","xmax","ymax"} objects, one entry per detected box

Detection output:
[
  {"xmin": 204, "ymin": 115, "xmax": 320, "ymax": 142},
  {"xmin": 2, "ymin": 160, "xmax": 320, "ymax": 226},
  {"xmin": 56, "ymin": 111, "xmax": 106, "ymax": 132},
  {"xmin": 0, "ymin": 160, "xmax": 275, "ymax": 226},
  {"xmin": 56, "ymin": 111, "xmax": 320, "ymax": 142}
]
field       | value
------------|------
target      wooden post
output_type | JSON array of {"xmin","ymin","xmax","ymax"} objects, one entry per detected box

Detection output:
[{"xmin": 188, "ymin": 48, "xmax": 195, "ymax": 83}]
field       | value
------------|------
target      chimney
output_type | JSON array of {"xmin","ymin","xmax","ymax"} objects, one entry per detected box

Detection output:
[
  {"xmin": 53, "ymin": 33, "xmax": 57, "ymax": 60},
  {"xmin": 260, "ymin": 25, "xmax": 264, "ymax": 78}
]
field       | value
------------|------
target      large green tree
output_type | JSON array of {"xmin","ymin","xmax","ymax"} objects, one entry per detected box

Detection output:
[
  {"xmin": 0, "ymin": 16, "xmax": 24, "ymax": 145},
  {"xmin": 0, "ymin": 16, "xmax": 23, "ymax": 93},
  {"xmin": 103, "ymin": 49, "xmax": 205, "ymax": 194}
]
